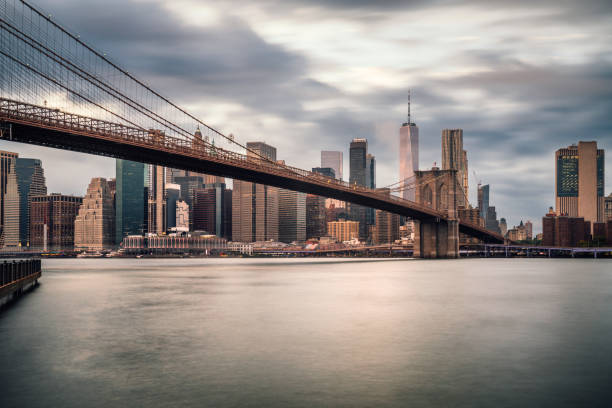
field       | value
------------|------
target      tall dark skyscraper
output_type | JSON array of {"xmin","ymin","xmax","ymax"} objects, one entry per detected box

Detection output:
[
  {"xmin": 349, "ymin": 138, "xmax": 367, "ymax": 187},
  {"xmin": 349, "ymin": 138, "xmax": 369, "ymax": 240},
  {"xmin": 116, "ymin": 159, "xmax": 146, "ymax": 243},
  {"xmin": 366, "ymin": 154, "xmax": 376, "ymax": 189},
  {"xmin": 478, "ymin": 184, "xmax": 489, "ymax": 220},
  {"xmin": 15, "ymin": 158, "xmax": 47, "ymax": 246},
  {"xmin": 166, "ymin": 183, "xmax": 180, "ymax": 229},
  {"xmin": 193, "ymin": 183, "xmax": 232, "ymax": 239}
]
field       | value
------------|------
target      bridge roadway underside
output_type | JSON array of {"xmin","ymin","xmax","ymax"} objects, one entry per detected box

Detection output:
[{"xmin": 1, "ymin": 122, "xmax": 503, "ymax": 246}]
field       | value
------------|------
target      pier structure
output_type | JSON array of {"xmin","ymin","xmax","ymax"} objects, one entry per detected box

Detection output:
[{"xmin": 0, "ymin": 259, "xmax": 42, "ymax": 308}]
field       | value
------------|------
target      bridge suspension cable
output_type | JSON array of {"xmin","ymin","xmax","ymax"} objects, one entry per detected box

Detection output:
[{"xmin": 0, "ymin": 0, "xmax": 284, "ymax": 167}]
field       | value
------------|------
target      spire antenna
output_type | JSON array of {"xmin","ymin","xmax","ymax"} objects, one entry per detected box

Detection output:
[{"xmin": 407, "ymin": 89, "xmax": 411, "ymax": 125}]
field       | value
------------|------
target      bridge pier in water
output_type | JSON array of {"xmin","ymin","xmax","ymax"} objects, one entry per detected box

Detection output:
[
  {"xmin": 413, "ymin": 168, "xmax": 463, "ymax": 259},
  {"xmin": 414, "ymin": 219, "xmax": 459, "ymax": 258}
]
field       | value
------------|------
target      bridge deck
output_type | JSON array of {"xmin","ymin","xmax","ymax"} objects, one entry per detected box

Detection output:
[{"xmin": 0, "ymin": 98, "xmax": 504, "ymax": 243}]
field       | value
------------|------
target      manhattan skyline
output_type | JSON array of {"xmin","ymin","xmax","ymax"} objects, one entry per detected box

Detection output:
[{"xmin": 0, "ymin": 0, "xmax": 610, "ymax": 232}]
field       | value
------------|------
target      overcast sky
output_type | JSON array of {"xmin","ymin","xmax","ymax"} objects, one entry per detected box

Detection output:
[{"xmin": 2, "ymin": 0, "xmax": 611, "ymax": 232}]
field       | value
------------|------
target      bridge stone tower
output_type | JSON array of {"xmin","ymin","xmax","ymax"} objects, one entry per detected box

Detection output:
[{"xmin": 413, "ymin": 168, "xmax": 463, "ymax": 258}]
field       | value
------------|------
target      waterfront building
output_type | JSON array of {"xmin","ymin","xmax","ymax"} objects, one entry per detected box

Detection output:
[
  {"xmin": 0, "ymin": 150, "xmax": 18, "ymax": 247},
  {"xmin": 374, "ymin": 209, "xmax": 400, "ymax": 244},
  {"xmin": 122, "ymin": 233, "xmax": 228, "ymax": 255},
  {"xmin": 371, "ymin": 188, "xmax": 398, "ymax": 245},
  {"xmin": 116, "ymin": 159, "xmax": 147, "ymax": 243},
  {"xmin": 593, "ymin": 222, "xmax": 606, "ymax": 241},
  {"xmin": 166, "ymin": 183, "xmax": 180, "ymax": 229},
  {"xmin": 232, "ymin": 142, "xmax": 279, "ymax": 242},
  {"xmin": 176, "ymin": 200, "xmax": 189, "ymax": 230},
  {"xmin": 542, "ymin": 210, "xmax": 590, "ymax": 247},
  {"xmin": 555, "ymin": 142, "xmax": 605, "ymax": 227},
  {"xmin": 399, "ymin": 98, "xmax": 419, "ymax": 201},
  {"xmin": 441, "ymin": 129, "xmax": 469, "ymax": 200},
  {"xmin": 74, "ymin": 178, "xmax": 114, "ymax": 250},
  {"xmin": 327, "ymin": 220, "xmax": 360, "ymax": 243},
  {"xmin": 147, "ymin": 164, "xmax": 166, "ymax": 235},
  {"xmin": 30, "ymin": 194, "xmax": 82, "ymax": 250},
  {"xmin": 321, "ymin": 151, "xmax": 343, "ymax": 180},
  {"xmin": 278, "ymin": 188, "xmax": 306, "ymax": 243},
  {"xmin": 458, "ymin": 206, "xmax": 483, "ymax": 245},
  {"xmin": 508, "ymin": 221, "xmax": 528, "ymax": 241},
  {"xmin": 193, "ymin": 183, "xmax": 232, "ymax": 239},
  {"xmin": 306, "ymin": 194, "xmax": 326, "ymax": 239}
]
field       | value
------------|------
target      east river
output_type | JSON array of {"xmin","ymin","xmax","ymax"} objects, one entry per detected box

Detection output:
[{"xmin": 1, "ymin": 258, "xmax": 612, "ymax": 407}]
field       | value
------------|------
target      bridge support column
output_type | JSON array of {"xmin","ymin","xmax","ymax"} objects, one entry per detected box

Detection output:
[{"xmin": 414, "ymin": 219, "xmax": 459, "ymax": 259}]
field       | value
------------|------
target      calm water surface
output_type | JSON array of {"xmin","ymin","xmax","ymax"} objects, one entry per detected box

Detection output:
[{"xmin": 1, "ymin": 258, "xmax": 612, "ymax": 407}]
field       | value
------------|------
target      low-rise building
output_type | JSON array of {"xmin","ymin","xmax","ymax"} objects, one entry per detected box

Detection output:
[
  {"xmin": 542, "ymin": 208, "xmax": 591, "ymax": 247},
  {"xmin": 327, "ymin": 220, "xmax": 359, "ymax": 243},
  {"xmin": 30, "ymin": 194, "xmax": 83, "ymax": 250}
]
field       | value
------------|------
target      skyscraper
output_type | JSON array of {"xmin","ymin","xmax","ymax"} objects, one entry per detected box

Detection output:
[
  {"xmin": 193, "ymin": 183, "xmax": 232, "ymax": 238},
  {"xmin": 321, "ymin": 151, "xmax": 343, "ymax": 180},
  {"xmin": 306, "ymin": 194, "xmax": 326, "ymax": 239},
  {"xmin": 365, "ymin": 154, "xmax": 376, "ymax": 233},
  {"xmin": 442, "ymin": 129, "xmax": 468, "ymax": 200},
  {"xmin": 349, "ymin": 139, "xmax": 367, "ymax": 187},
  {"xmin": 176, "ymin": 200, "xmax": 189, "ymax": 230},
  {"xmin": 147, "ymin": 164, "xmax": 166, "ymax": 234},
  {"xmin": 174, "ymin": 174, "xmax": 204, "ymax": 230},
  {"xmin": 373, "ymin": 189, "xmax": 400, "ymax": 244},
  {"xmin": 232, "ymin": 142, "xmax": 279, "ymax": 242},
  {"xmin": 166, "ymin": 183, "xmax": 180, "ymax": 229},
  {"xmin": 15, "ymin": 158, "xmax": 46, "ymax": 247},
  {"xmin": 399, "ymin": 92, "xmax": 419, "ymax": 201},
  {"xmin": 477, "ymin": 184, "xmax": 489, "ymax": 220},
  {"xmin": 366, "ymin": 154, "xmax": 376, "ymax": 189},
  {"xmin": 278, "ymin": 188, "xmax": 306, "ymax": 243},
  {"xmin": 74, "ymin": 178, "xmax": 115, "ymax": 250},
  {"xmin": 0, "ymin": 150, "xmax": 18, "ymax": 247},
  {"xmin": 30, "ymin": 194, "xmax": 82, "ymax": 250},
  {"xmin": 349, "ymin": 138, "xmax": 369, "ymax": 240},
  {"xmin": 116, "ymin": 159, "xmax": 146, "ymax": 243},
  {"xmin": 555, "ymin": 142, "xmax": 605, "ymax": 226},
  {"xmin": 3, "ymin": 160, "xmax": 19, "ymax": 247},
  {"xmin": 605, "ymin": 193, "xmax": 612, "ymax": 221}
]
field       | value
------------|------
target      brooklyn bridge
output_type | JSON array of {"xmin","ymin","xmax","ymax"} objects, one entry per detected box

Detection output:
[{"xmin": 0, "ymin": 0, "xmax": 505, "ymax": 257}]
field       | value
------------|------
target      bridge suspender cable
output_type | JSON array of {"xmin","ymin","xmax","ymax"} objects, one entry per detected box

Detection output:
[{"xmin": 18, "ymin": 0, "xmax": 279, "ymax": 166}]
